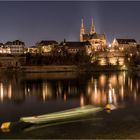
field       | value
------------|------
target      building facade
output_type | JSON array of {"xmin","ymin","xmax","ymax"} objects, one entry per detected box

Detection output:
[
  {"xmin": 60, "ymin": 41, "xmax": 91, "ymax": 55},
  {"xmin": 26, "ymin": 46, "xmax": 39, "ymax": 54},
  {"xmin": 5, "ymin": 40, "xmax": 25, "ymax": 55},
  {"xmin": 36, "ymin": 40, "xmax": 58, "ymax": 55},
  {"xmin": 0, "ymin": 43, "xmax": 11, "ymax": 54}
]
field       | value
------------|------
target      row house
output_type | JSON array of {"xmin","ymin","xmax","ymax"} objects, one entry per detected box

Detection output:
[
  {"xmin": 0, "ymin": 40, "xmax": 25, "ymax": 55},
  {"xmin": 0, "ymin": 43, "xmax": 10, "ymax": 54},
  {"xmin": 28, "ymin": 40, "xmax": 91, "ymax": 56},
  {"xmin": 112, "ymin": 38, "xmax": 137, "ymax": 51},
  {"xmin": 5, "ymin": 40, "xmax": 25, "ymax": 55},
  {"xmin": 27, "ymin": 41, "xmax": 58, "ymax": 55},
  {"xmin": 36, "ymin": 40, "xmax": 58, "ymax": 55}
]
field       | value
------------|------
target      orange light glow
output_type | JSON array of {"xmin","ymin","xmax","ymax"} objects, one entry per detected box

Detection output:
[{"xmin": 80, "ymin": 94, "xmax": 84, "ymax": 106}]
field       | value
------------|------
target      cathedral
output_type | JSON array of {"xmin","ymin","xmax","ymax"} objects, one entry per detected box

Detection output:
[{"xmin": 80, "ymin": 18, "xmax": 107, "ymax": 51}]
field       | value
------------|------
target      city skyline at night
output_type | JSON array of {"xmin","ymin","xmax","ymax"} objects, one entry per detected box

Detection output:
[{"xmin": 0, "ymin": 1, "xmax": 140, "ymax": 46}]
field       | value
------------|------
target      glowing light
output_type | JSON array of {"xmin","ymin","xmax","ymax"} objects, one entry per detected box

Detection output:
[
  {"xmin": 121, "ymin": 86, "xmax": 124, "ymax": 101},
  {"xmin": 0, "ymin": 83, "xmax": 4, "ymax": 102},
  {"xmin": 42, "ymin": 82, "xmax": 52, "ymax": 101},
  {"xmin": 108, "ymin": 43, "xmax": 111, "ymax": 48},
  {"xmin": 94, "ymin": 83, "xmax": 97, "ymax": 94},
  {"xmin": 99, "ymin": 59, "xmax": 106, "ymax": 65},
  {"xmin": 108, "ymin": 89, "xmax": 112, "ymax": 103},
  {"xmin": 41, "ymin": 45, "xmax": 52, "ymax": 53},
  {"xmin": 130, "ymin": 79, "xmax": 133, "ymax": 92},
  {"xmin": 110, "ymin": 75, "xmax": 117, "ymax": 87},
  {"xmin": 112, "ymin": 88, "xmax": 115, "ymax": 94},
  {"xmin": 27, "ymin": 88, "xmax": 30, "ymax": 93},
  {"xmin": 8, "ymin": 84, "xmax": 12, "ymax": 99},
  {"xmin": 43, "ymin": 83, "xmax": 48, "ymax": 101},
  {"xmin": 91, "ymin": 76, "xmax": 94, "ymax": 83},
  {"xmin": 80, "ymin": 94, "xmax": 84, "ymax": 107},
  {"xmin": 64, "ymin": 93, "xmax": 67, "ymax": 102},
  {"xmin": 58, "ymin": 82, "xmax": 62, "ymax": 95},
  {"xmin": 99, "ymin": 74, "xmax": 106, "ymax": 87},
  {"xmin": 112, "ymin": 89, "xmax": 117, "ymax": 105},
  {"xmin": 1, "ymin": 122, "xmax": 11, "ymax": 131},
  {"xmin": 134, "ymin": 91, "xmax": 137, "ymax": 101},
  {"xmin": 106, "ymin": 109, "xmax": 111, "ymax": 113},
  {"xmin": 25, "ymin": 87, "xmax": 27, "ymax": 96},
  {"xmin": 136, "ymin": 81, "xmax": 139, "ymax": 91},
  {"xmin": 123, "ymin": 72, "xmax": 126, "ymax": 84},
  {"xmin": 121, "ymin": 65, "xmax": 128, "ymax": 70},
  {"xmin": 87, "ymin": 85, "xmax": 91, "ymax": 95},
  {"xmin": 118, "ymin": 75, "xmax": 123, "ymax": 85}
]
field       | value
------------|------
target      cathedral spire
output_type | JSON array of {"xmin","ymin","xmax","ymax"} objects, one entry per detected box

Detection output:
[
  {"xmin": 81, "ymin": 18, "xmax": 84, "ymax": 28},
  {"xmin": 80, "ymin": 18, "xmax": 85, "ymax": 42},
  {"xmin": 90, "ymin": 17, "xmax": 95, "ymax": 35}
]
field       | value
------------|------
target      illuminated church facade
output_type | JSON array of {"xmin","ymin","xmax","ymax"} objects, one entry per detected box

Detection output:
[{"xmin": 80, "ymin": 18, "xmax": 107, "ymax": 51}]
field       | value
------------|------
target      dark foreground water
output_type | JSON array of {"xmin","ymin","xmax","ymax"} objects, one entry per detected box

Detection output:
[{"xmin": 1, "ymin": 71, "xmax": 140, "ymax": 138}]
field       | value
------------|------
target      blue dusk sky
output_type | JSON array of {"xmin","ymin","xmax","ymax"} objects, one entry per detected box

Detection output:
[{"xmin": 0, "ymin": 1, "xmax": 140, "ymax": 46}]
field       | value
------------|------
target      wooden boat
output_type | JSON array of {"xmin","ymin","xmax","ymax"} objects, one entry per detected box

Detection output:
[{"xmin": 20, "ymin": 105, "xmax": 102, "ymax": 124}]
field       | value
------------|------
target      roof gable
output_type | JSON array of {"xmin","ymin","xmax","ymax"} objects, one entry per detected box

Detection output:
[
  {"xmin": 116, "ymin": 39, "xmax": 136, "ymax": 44},
  {"xmin": 5, "ymin": 40, "xmax": 25, "ymax": 45},
  {"xmin": 38, "ymin": 40, "xmax": 58, "ymax": 46}
]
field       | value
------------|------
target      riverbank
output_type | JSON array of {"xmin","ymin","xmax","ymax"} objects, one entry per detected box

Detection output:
[{"xmin": 1, "ymin": 105, "xmax": 140, "ymax": 139}]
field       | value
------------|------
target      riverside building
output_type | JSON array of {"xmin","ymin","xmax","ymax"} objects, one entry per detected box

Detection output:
[
  {"xmin": 59, "ymin": 41, "xmax": 91, "ymax": 55},
  {"xmin": 36, "ymin": 40, "xmax": 58, "ymax": 55},
  {"xmin": 5, "ymin": 40, "xmax": 25, "ymax": 55},
  {"xmin": 112, "ymin": 38, "xmax": 137, "ymax": 51}
]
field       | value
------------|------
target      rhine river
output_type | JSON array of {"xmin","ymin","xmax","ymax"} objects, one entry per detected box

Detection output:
[{"xmin": 1, "ymin": 71, "xmax": 140, "ymax": 138}]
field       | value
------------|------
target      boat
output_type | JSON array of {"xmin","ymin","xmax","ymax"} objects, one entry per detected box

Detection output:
[{"xmin": 20, "ymin": 105, "xmax": 102, "ymax": 124}]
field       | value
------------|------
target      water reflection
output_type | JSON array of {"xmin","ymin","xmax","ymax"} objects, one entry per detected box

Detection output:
[
  {"xmin": 0, "ymin": 72, "xmax": 139, "ymax": 107},
  {"xmin": 0, "ymin": 82, "xmax": 12, "ymax": 102}
]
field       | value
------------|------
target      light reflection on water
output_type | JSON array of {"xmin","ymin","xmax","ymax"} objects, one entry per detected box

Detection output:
[{"xmin": 0, "ymin": 72, "xmax": 139, "ymax": 122}]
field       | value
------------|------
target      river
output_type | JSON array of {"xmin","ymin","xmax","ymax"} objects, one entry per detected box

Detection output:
[{"xmin": 0, "ymin": 71, "xmax": 140, "ymax": 138}]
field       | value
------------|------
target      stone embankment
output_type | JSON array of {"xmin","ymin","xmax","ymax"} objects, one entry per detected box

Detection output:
[
  {"xmin": 20, "ymin": 65, "xmax": 78, "ymax": 72},
  {"xmin": 19, "ymin": 65, "xmax": 128, "ymax": 72}
]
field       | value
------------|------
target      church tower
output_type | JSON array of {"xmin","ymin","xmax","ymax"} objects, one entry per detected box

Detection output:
[
  {"xmin": 90, "ymin": 18, "xmax": 95, "ymax": 35},
  {"xmin": 80, "ymin": 19, "xmax": 85, "ymax": 42}
]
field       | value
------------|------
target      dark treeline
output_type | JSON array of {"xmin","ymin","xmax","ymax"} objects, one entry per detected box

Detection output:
[
  {"xmin": 25, "ymin": 52, "xmax": 140, "ymax": 66},
  {"xmin": 26, "ymin": 53, "xmax": 90, "ymax": 65}
]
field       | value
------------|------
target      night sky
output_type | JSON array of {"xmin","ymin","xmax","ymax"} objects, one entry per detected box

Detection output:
[{"xmin": 0, "ymin": 1, "xmax": 140, "ymax": 46}]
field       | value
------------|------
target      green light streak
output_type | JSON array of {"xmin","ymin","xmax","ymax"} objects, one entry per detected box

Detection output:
[{"xmin": 20, "ymin": 105, "xmax": 103, "ymax": 124}]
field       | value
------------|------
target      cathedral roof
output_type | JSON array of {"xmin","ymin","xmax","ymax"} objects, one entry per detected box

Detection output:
[
  {"xmin": 83, "ymin": 33, "xmax": 106, "ymax": 40},
  {"xmin": 83, "ymin": 34, "xmax": 91, "ymax": 40},
  {"xmin": 61, "ymin": 41, "xmax": 90, "ymax": 48}
]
